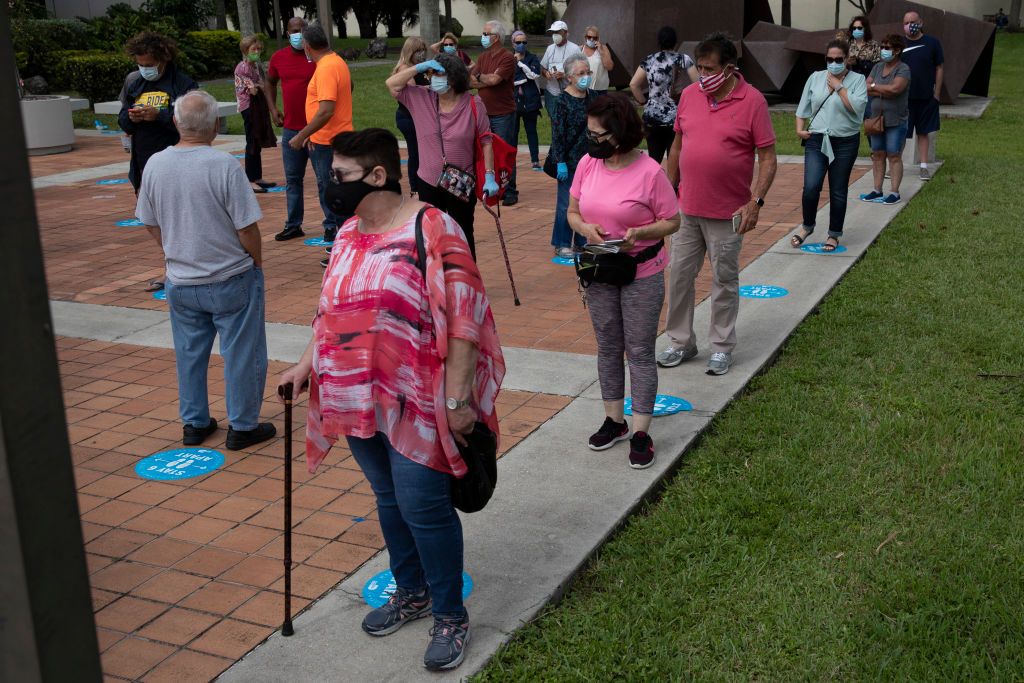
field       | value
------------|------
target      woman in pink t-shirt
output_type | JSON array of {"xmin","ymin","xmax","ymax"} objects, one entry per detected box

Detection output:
[{"xmin": 568, "ymin": 95, "xmax": 681, "ymax": 470}]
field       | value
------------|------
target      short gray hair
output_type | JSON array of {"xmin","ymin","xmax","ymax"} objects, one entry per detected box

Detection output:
[
  {"xmin": 485, "ymin": 20, "xmax": 506, "ymax": 43},
  {"xmin": 302, "ymin": 24, "xmax": 329, "ymax": 50},
  {"xmin": 174, "ymin": 90, "xmax": 218, "ymax": 134},
  {"xmin": 564, "ymin": 54, "xmax": 589, "ymax": 77}
]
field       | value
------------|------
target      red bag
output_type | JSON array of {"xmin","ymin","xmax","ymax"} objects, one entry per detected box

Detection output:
[{"xmin": 469, "ymin": 97, "xmax": 517, "ymax": 206}]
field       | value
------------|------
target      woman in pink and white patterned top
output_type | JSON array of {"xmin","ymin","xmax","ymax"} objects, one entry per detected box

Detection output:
[
  {"xmin": 234, "ymin": 35, "xmax": 277, "ymax": 192},
  {"xmin": 278, "ymin": 129, "xmax": 503, "ymax": 671}
]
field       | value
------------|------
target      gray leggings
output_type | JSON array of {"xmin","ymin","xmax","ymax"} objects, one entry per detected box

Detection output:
[{"xmin": 586, "ymin": 271, "xmax": 665, "ymax": 415}]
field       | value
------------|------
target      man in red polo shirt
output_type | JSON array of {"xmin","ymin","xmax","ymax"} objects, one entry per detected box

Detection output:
[
  {"xmin": 660, "ymin": 32, "xmax": 778, "ymax": 377},
  {"xmin": 264, "ymin": 16, "xmax": 317, "ymax": 241}
]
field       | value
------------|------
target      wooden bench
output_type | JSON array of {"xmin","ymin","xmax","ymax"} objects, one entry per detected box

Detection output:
[{"xmin": 93, "ymin": 100, "xmax": 237, "ymax": 134}]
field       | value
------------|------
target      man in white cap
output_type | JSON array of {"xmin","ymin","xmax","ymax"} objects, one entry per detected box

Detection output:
[{"xmin": 540, "ymin": 20, "xmax": 583, "ymax": 116}]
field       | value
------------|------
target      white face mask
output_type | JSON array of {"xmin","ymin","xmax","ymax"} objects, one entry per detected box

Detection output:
[
  {"xmin": 552, "ymin": 33, "xmax": 564, "ymax": 46},
  {"xmin": 586, "ymin": 39, "xmax": 597, "ymax": 49}
]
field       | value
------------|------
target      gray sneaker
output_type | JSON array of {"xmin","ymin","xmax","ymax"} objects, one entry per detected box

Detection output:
[
  {"xmin": 657, "ymin": 345, "xmax": 698, "ymax": 368},
  {"xmin": 361, "ymin": 586, "xmax": 431, "ymax": 636},
  {"xmin": 423, "ymin": 614, "xmax": 471, "ymax": 671},
  {"xmin": 556, "ymin": 247, "xmax": 575, "ymax": 259},
  {"xmin": 920, "ymin": 166, "xmax": 932, "ymax": 181},
  {"xmin": 706, "ymin": 352, "xmax": 732, "ymax": 376}
]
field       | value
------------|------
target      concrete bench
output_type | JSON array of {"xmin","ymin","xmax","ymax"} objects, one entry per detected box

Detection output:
[
  {"xmin": 93, "ymin": 100, "xmax": 237, "ymax": 133},
  {"xmin": 69, "ymin": 98, "xmax": 89, "ymax": 111}
]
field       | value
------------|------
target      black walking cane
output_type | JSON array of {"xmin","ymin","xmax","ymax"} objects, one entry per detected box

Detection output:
[
  {"xmin": 278, "ymin": 381, "xmax": 295, "ymax": 637},
  {"xmin": 481, "ymin": 201, "xmax": 521, "ymax": 306}
]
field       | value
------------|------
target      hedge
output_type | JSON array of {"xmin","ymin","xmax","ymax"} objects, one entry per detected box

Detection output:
[
  {"xmin": 11, "ymin": 18, "xmax": 93, "ymax": 77},
  {"xmin": 62, "ymin": 53, "xmax": 136, "ymax": 104},
  {"xmin": 186, "ymin": 30, "xmax": 243, "ymax": 79}
]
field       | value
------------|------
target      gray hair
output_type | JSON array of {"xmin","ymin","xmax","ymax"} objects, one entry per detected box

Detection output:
[
  {"xmin": 302, "ymin": 23, "xmax": 329, "ymax": 50},
  {"xmin": 174, "ymin": 90, "xmax": 218, "ymax": 135},
  {"xmin": 484, "ymin": 20, "xmax": 507, "ymax": 43},
  {"xmin": 564, "ymin": 54, "xmax": 589, "ymax": 77}
]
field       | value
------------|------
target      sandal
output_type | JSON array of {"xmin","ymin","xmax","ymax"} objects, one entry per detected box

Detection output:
[
  {"xmin": 822, "ymin": 237, "xmax": 839, "ymax": 252},
  {"xmin": 790, "ymin": 226, "xmax": 812, "ymax": 248},
  {"xmin": 144, "ymin": 280, "xmax": 164, "ymax": 292}
]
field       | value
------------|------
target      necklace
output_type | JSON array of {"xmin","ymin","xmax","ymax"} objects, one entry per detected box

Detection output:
[{"xmin": 359, "ymin": 195, "xmax": 407, "ymax": 234}]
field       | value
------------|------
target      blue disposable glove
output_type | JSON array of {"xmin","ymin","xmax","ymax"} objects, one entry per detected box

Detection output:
[
  {"xmin": 416, "ymin": 59, "xmax": 445, "ymax": 74},
  {"xmin": 556, "ymin": 162, "xmax": 568, "ymax": 182},
  {"xmin": 483, "ymin": 171, "xmax": 500, "ymax": 197}
]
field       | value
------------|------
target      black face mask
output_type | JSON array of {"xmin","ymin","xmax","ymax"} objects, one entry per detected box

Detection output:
[
  {"xmin": 325, "ymin": 170, "xmax": 401, "ymax": 216},
  {"xmin": 587, "ymin": 139, "xmax": 617, "ymax": 159}
]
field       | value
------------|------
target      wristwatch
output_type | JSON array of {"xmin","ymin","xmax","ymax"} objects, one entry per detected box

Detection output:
[
  {"xmin": 753, "ymin": 197, "xmax": 765, "ymax": 207},
  {"xmin": 446, "ymin": 397, "xmax": 470, "ymax": 410}
]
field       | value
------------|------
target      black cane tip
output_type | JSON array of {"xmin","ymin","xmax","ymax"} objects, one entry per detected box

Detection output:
[
  {"xmin": 514, "ymin": 298, "xmax": 521, "ymax": 306},
  {"xmin": 282, "ymin": 621, "xmax": 294, "ymax": 637}
]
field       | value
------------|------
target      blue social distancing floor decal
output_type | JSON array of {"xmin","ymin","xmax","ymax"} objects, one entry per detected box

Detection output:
[
  {"xmin": 551, "ymin": 256, "xmax": 575, "ymax": 266},
  {"xmin": 801, "ymin": 243, "xmax": 848, "ymax": 254},
  {"xmin": 135, "ymin": 448, "xmax": 224, "ymax": 481},
  {"xmin": 304, "ymin": 237, "xmax": 334, "ymax": 247},
  {"xmin": 116, "ymin": 218, "xmax": 144, "ymax": 227},
  {"xmin": 739, "ymin": 284, "xmax": 789, "ymax": 299},
  {"xmin": 97, "ymin": 178, "xmax": 130, "ymax": 185},
  {"xmin": 152, "ymin": 289, "xmax": 167, "ymax": 301},
  {"xmin": 363, "ymin": 569, "xmax": 473, "ymax": 609},
  {"xmin": 233, "ymin": 153, "xmax": 245, "ymax": 158},
  {"xmin": 624, "ymin": 394, "xmax": 693, "ymax": 417},
  {"xmin": 267, "ymin": 186, "xmax": 286, "ymax": 193}
]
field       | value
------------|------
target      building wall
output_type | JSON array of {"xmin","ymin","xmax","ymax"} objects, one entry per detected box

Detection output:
[
  {"xmin": 341, "ymin": 0, "xmax": 569, "ymax": 39},
  {"xmin": 765, "ymin": 0, "xmax": 1007, "ymax": 30}
]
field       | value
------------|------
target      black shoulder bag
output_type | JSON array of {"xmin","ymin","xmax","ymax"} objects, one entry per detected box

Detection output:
[
  {"xmin": 574, "ymin": 239, "xmax": 665, "ymax": 288},
  {"xmin": 414, "ymin": 207, "xmax": 498, "ymax": 514}
]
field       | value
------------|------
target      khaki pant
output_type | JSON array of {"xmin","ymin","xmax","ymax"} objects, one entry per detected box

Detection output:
[{"xmin": 664, "ymin": 214, "xmax": 742, "ymax": 354}]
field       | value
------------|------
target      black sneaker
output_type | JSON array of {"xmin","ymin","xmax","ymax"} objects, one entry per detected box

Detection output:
[
  {"xmin": 423, "ymin": 614, "xmax": 470, "ymax": 671},
  {"xmin": 502, "ymin": 193, "xmax": 518, "ymax": 206},
  {"xmin": 182, "ymin": 418, "xmax": 217, "ymax": 446},
  {"xmin": 323, "ymin": 227, "xmax": 337, "ymax": 243},
  {"xmin": 274, "ymin": 225, "xmax": 304, "ymax": 241},
  {"xmin": 324, "ymin": 245, "xmax": 332, "ymax": 254},
  {"xmin": 320, "ymin": 257, "xmax": 329, "ymax": 269},
  {"xmin": 588, "ymin": 417, "xmax": 630, "ymax": 451},
  {"xmin": 362, "ymin": 586, "xmax": 431, "ymax": 636},
  {"xmin": 628, "ymin": 431, "xmax": 655, "ymax": 469},
  {"xmin": 225, "ymin": 423, "xmax": 276, "ymax": 450}
]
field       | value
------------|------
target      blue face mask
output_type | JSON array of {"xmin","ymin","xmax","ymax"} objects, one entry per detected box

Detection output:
[
  {"xmin": 430, "ymin": 76, "xmax": 450, "ymax": 94},
  {"xmin": 852, "ymin": 28, "xmax": 865, "ymax": 40},
  {"xmin": 443, "ymin": 45, "xmax": 457, "ymax": 55},
  {"xmin": 880, "ymin": 49, "xmax": 894, "ymax": 62},
  {"xmin": 826, "ymin": 62, "xmax": 846, "ymax": 76},
  {"xmin": 289, "ymin": 32, "xmax": 303, "ymax": 50},
  {"xmin": 514, "ymin": 43, "xmax": 526, "ymax": 53},
  {"xmin": 481, "ymin": 35, "xmax": 492, "ymax": 49},
  {"xmin": 138, "ymin": 65, "xmax": 161, "ymax": 81},
  {"xmin": 576, "ymin": 75, "xmax": 591, "ymax": 90}
]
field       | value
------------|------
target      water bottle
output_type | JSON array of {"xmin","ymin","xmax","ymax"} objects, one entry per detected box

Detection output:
[
  {"xmin": 121, "ymin": 134, "xmax": 132, "ymax": 153},
  {"xmin": 94, "ymin": 119, "xmax": 109, "ymax": 131}
]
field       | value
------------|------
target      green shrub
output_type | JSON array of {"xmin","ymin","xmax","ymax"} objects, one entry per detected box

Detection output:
[
  {"xmin": 440, "ymin": 15, "xmax": 464, "ymax": 38},
  {"xmin": 15, "ymin": 51, "xmax": 29, "ymax": 73},
  {"xmin": 142, "ymin": 0, "xmax": 214, "ymax": 31},
  {"xmin": 83, "ymin": 3, "xmax": 182, "ymax": 53},
  {"xmin": 185, "ymin": 30, "xmax": 243, "ymax": 79},
  {"xmin": 11, "ymin": 18, "xmax": 93, "ymax": 76},
  {"xmin": 519, "ymin": 5, "xmax": 558, "ymax": 36},
  {"xmin": 62, "ymin": 52, "xmax": 136, "ymax": 103}
]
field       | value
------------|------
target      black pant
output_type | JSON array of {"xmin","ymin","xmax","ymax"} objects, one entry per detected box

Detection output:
[
  {"xmin": 645, "ymin": 124, "xmax": 675, "ymax": 164},
  {"xmin": 240, "ymin": 108, "xmax": 263, "ymax": 183},
  {"xmin": 417, "ymin": 181, "xmax": 477, "ymax": 260},
  {"xmin": 395, "ymin": 106, "xmax": 420, "ymax": 194}
]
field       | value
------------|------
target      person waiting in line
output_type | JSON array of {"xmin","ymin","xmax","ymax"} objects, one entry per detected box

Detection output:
[
  {"xmin": 511, "ymin": 31, "xmax": 544, "ymax": 171},
  {"xmin": 431, "ymin": 32, "xmax": 473, "ymax": 67},
  {"xmin": 118, "ymin": 31, "xmax": 198, "ymax": 293},
  {"xmin": 659, "ymin": 32, "xmax": 777, "ymax": 377},
  {"xmin": 136, "ymin": 91, "xmax": 275, "ymax": 452},
  {"xmin": 791, "ymin": 39, "xmax": 867, "ymax": 253},
  {"xmin": 385, "ymin": 53, "xmax": 498, "ymax": 259},
  {"xmin": 549, "ymin": 55, "xmax": 597, "ymax": 259},
  {"xmin": 277, "ymin": 128, "xmax": 504, "ymax": 672},
  {"xmin": 629, "ymin": 26, "xmax": 698, "ymax": 164},
  {"xmin": 580, "ymin": 25, "xmax": 613, "ymax": 96},
  {"xmin": 393, "ymin": 36, "xmax": 430, "ymax": 197},
  {"xmin": 234, "ymin": 35, "xmax": 278, "ymax": 194},
  {"xmin": 471, "ymin": 20, "xmax": 520, "ymax": 206},
  {"xmin": 861, "ymin": 35, "xmax": 911, "ymax": 206},
  {"xmin": 569, "ymin": 95, "xmax": 680, "ymax": 469},
  {"xmin": 289, "ymin": 24, "xmax": 354, "ymax": 263},
  {"xmin": 837, "ymin": 15, "xmax": 880, "ymax": 79},
  {"xmin": 265, "ymin": 16, "xmax": 317, "ymax": 242},
  {"xmin": 900, "ymin": 10, "xmax": 944, "ymax": 181},
  {"xmin": 540, "ymin": 20, "xmax": 583, "ymax": 117}
]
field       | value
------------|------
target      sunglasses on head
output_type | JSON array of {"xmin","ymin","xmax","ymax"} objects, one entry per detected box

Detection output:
[{"xmin": 825, "ymin": 57, "xmax": 845, "ymax": 64}]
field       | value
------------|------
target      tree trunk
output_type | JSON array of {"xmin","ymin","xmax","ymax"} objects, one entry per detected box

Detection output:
[
  {"xmin": 419, "ymin": 0, "xmax": 439, "ymax": 41},
  {"xmin": 1011, "ymin": 0, "xmax": 1022, "ymax": 29},
  {"xmin": 385, "ymin": 8, "xmax": 404, "ymax": 37},
  {"xmin": 315, "ymin": 0, "xmax": 334, "ymax": 42},
  {"xmin": 834, "ymin": 0, "xmax": 840, "ymax": 30},
  {"xmin": 545, "ymin": 0, "xmax": 553, "ymax": 29},
  {"xmin": 237, "ymin": 0, "xmax": 258, "ymax": 36},
  {"xmin": 781, "ymin": 0, "xmax": 791, "ymax": 27},
  {"xmin": 215, "ymin": 0, "xmax": 227, "ymax": 30},
  {"xmin": 354, "ymin": 5, "xmax": 378, "ymax": 38},
  {"xmin": 512, "ymin": 0, "xmax": 519, "ymax": 30},
  {"xmin": 443, "ymin": 0, "xmax": 452, "ymax": 31}
]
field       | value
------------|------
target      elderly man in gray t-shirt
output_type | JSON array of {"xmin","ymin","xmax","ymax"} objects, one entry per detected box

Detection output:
[{"xmin": 136, "ymin": 90, "xmax": 276, "ymax": 451}]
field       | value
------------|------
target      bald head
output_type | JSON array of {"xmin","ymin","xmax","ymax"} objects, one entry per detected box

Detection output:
[{"xmin": 287, "ymin": 16, "xmax": 307, "ymax": 33}]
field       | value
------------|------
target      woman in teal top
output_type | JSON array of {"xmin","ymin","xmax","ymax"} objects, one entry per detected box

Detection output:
[{"xmin": 791, "ymin": 40, "xmax": 868, "ymax": 252}]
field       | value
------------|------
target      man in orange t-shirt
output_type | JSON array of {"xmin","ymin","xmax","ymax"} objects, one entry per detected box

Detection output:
[{"xmin": 288, "ymin": 24, "xmax": 353, "ymax": 245}]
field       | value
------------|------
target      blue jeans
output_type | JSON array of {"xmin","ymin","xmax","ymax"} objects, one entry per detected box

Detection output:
[
  {"xmin": 802, "ymin": 133, "xmax": 860, "ymax": 237},
  {"xmin": 281, "ymin": 128, "xmax": 310, "ymax": 230},
  {"xmin": 514, "ymin": 110, "xmax": 540, "ymax": 164},
  {"xmin": 551, "ymin": 176, "xmax": 583, "ymax": 249},
  {"xmin": 309, "ymin": 142, "xmax": 347, "ymax": 237},
  {"xmin": 543, "ymin": 91, "xmax": 560, "ymax": 119},
  {"xmin": 489, "ymin": 112, "xmax": 517, "ymax": 196},
  {"xmin": 347, "ymin": 433, "xmax": 466, "ymax": 618},
  {"xmin": 166, "ymin": 268, "xmax": 267, "ymax": 431}
]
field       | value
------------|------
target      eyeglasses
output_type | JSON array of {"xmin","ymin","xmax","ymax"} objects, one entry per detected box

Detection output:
[
  {"xmin": 443, "ymin": 42, "xmax": 456, "ymax": 47},
  {"xmin": 852, "ymin": 25, "xmax": 864, "ymax": 30},
  {"xmin": 585, "ymin": 35, "xmax": 598, "ymax": 40},
  {"xmin": 584, "ymin": 129, "xmax": 611, "ymax": 143},
  {"xmin": 482, "ymin": 32, "xmax": 498, "ymax": 37},
  {"xmin": 330, "ymin": 168, "xmax": 365, "ymax": 184},
  {"xmin": 513, "ymin": 41, "xmax": 527, "ymax": 45},
  {"xmin": 825, "ymin": 57, "xmax": 845, "ymax": 64}
]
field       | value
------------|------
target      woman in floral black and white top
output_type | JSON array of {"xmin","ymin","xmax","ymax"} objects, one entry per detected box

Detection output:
[{"xmin": 629, "ymin": 26, "xmax": 697, "ymax": 164}]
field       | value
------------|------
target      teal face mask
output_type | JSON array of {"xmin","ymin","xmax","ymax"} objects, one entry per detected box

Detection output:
[
  {"xmin": 880, "ymin": 49, "xmax": 894, "ymax": 62},
  {"xmin": 481, "ymin": 35, "xmax": 492, "ymax": 48},
  {"xmin": 443, "ymin": 45, "xmax": 457, "ymax": 55},
  {"xmin": 576, "ymin": 75, "xmax": 591, "ymax": 90},
  {"xmin": 138, "ymin": 65, "xmax": 160, "ymax": 81},
  {"xmin": 826, "ymin": 62, "xmax": 846, "ymax": 75},
  {"xmin": 852, "ymin": 28, "xmax": 865, "ymax": 40},
  {"xmin": 430, "ymin": 75, "xmax": 450, "ymax": 94},
  {"xmin": 289, "ymin": 33, "xmax": 303, "ymax": 50}
]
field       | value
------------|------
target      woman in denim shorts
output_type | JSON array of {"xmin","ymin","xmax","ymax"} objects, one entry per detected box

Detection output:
[{"xmin": 861, "ymin": 34, "xmax": 911, "ymax": 205}]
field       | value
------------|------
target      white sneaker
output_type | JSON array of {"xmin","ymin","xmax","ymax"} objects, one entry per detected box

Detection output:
[{"xmin": 556, "ymin": 247, "xmax": 575, "ymax": 259}]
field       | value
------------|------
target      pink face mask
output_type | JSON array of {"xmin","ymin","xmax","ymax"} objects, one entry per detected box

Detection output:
[{"xmin": 698, "ymin": 66, "xmax": 733, "ymax": 94}]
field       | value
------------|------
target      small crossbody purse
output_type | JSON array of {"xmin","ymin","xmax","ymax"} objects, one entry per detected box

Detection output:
[{"xmin": 434, "ymin": 94, "xmax": 476, "ymax": 203}]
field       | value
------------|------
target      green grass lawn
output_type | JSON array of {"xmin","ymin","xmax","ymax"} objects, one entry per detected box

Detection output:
[{"xmin": 474, "ymin": 33, "xmax": 1024, "ymax": 680}]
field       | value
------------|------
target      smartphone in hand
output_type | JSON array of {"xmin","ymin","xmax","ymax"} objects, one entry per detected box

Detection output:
[{"xmin": 732, "ymin": 213, "xmax": 742, "ymax": 233}]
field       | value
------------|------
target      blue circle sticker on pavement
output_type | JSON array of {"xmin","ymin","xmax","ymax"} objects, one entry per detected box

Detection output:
[
  {"xmin": 152, "ymin": 289, "xmax": 167, "ymax": 301},
  {"xmin": 363, "ymin": 569, "xmax": 474, "ymax": 608},
  {"xmin": 267, "ymin": 186, "xmax": 286, "ymax": 193},
  {"xmin": 551, "ymin": 256, "xmax": 575, "ymax": 266},
  {"xmin": 801, "ymin": 243, "xmax": 848, "ymax": 254},
  {"xmin": 116, "ymin": 218, "xmax": 144, "ymax": 227},
  {"xmin": 233, "ymin": 153, "xmax": 245, "ymax": 158},
  {"xmin": 740, "ymin": 284, "xmax": 789, "ymax": 299},
  {"xmin": 624, "ymin": 394, "xmax": 693, "ymax": 417},
  {"xmin": 97, "ymin": 178, "xmax": 130, "ymax": 185},
  {"xmin": 135, "ymin": 448, "xmax": 224, "ymax": 481},
  {"xmin": 303, "ymin": 237, "xmax": 334, "ymax": 247}
]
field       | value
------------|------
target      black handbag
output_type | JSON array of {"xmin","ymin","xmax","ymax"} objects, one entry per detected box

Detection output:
[
  {"xmin": 574, "ymin": 239, "xmax": 664, "ymax": 288},
  {"xmin": 542, "ymin": 153, "xmax": 559, "ymax": 179},
  {"xmin": 413, "ymin": 206, "xmax": 499, "ymax": 513}
]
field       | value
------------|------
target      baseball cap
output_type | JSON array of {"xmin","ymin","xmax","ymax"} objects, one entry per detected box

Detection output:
[{"xmin": 546, "ymin": 20, "xmax": 568, "ymax": 33}]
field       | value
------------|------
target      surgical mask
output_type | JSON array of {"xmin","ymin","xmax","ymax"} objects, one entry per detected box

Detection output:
[
  {"xmin": 880, "ymin": 49, "xmax": 894, "ymax": 62},
  {"xmin": 443, "ymin": 45, "xmax": 457, "ymax": 55},
  {"xmin": 587, "ymin": 139, "xmax": 616, "ymax": 159},
  {"xmin": 481, "ymin": 35, "xmax": 492, "ymax": 48},
  {"xmin": 905, "ymin": 22, "xmax": 922, "ymax": 36},
  {"xmin": 575, "ymin": 75, "xmax": 591, "ymax": 90},
  {"xmin": 430, "ymin": 75, "xmax": 450, "ymax": 94},
  {"xmin": 138, "ymin": 65, "xmax": 161, "ymax": 81},
  {"xmin": 698, "ymin": 67, "xmax": 731, "ymax": 94},
  {"xmin": 289, "ymin": 32, "xmax": 303, "ymax": 50},
  {"xmin": 413, "ymin": 49, "xmax": 426, "ymax": 63},
  {"xmin": 852, "ymin": 28, "xmax": 865, "ymax": 40},
  {"xmin": 514, "ymin": 43, "xmax": 526, "ymax": 53},
  {"xmin": 247, "ymin": 52, "xmax": 261, "ymax": 62},
  {"xmin": 325, "ymin": 170, "xmax": 401, "ymax": 217},
  {"xmin": 586, "ymin": 39, "xmax": 597, "ymax": 49},
  {"xmin": 826, "ymin": 62, "xmax": 846, "ymax": 76},
  {"xmin": 552, "ymin": 33, "xmax": 564, "ymax": 45}
]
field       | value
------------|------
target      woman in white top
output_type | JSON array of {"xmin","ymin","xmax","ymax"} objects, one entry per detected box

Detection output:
[{"xmin": 581, "ymin": 25, "xmax": 613, "ymax": 95}]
